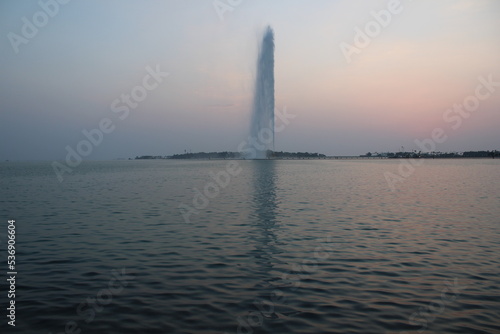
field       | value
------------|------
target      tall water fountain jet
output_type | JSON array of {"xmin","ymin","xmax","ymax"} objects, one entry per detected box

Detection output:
[{"xmin": 250, "ymin": 26, "xmax": 275, "ymax": 159}]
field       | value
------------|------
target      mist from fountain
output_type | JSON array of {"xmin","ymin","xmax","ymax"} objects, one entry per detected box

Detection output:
[{"xmin": 250, "ymin": 26, "xmax": 275, "ymax": 159}]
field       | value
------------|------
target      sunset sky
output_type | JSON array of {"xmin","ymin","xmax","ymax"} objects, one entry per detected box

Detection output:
[{"xmin": 1, "ymin": 0, "xmax": 499, "ymax": 160}]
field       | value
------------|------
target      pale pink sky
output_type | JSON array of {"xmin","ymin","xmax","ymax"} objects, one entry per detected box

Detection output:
[{"xmin": 1, "ymin": 0, "xmax": 499, "ymax": 159}]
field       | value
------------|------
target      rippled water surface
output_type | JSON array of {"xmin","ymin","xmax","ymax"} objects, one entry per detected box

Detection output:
[{"xmin": 1, "ymin": 159, "xmax": 499, "ymax": 334}]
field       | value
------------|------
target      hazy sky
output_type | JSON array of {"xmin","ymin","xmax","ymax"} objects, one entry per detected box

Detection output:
[{"xmin": 1, "ymin": 0, "xmax": 499, "ymax": 160}]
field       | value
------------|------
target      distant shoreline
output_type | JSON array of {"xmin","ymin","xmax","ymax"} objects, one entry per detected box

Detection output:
[
  {"xmin": 135, "ymin": 149, "xmax": 499, "ymax": 160},
  {"xmin": 134, "ymin": 156, "xmax": 498, "ymax": 161}
]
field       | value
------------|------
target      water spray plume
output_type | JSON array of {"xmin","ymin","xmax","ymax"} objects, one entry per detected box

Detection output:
[{"xmin": 250, "ymin": 26, "xmax": 275, "ymax": 159}]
